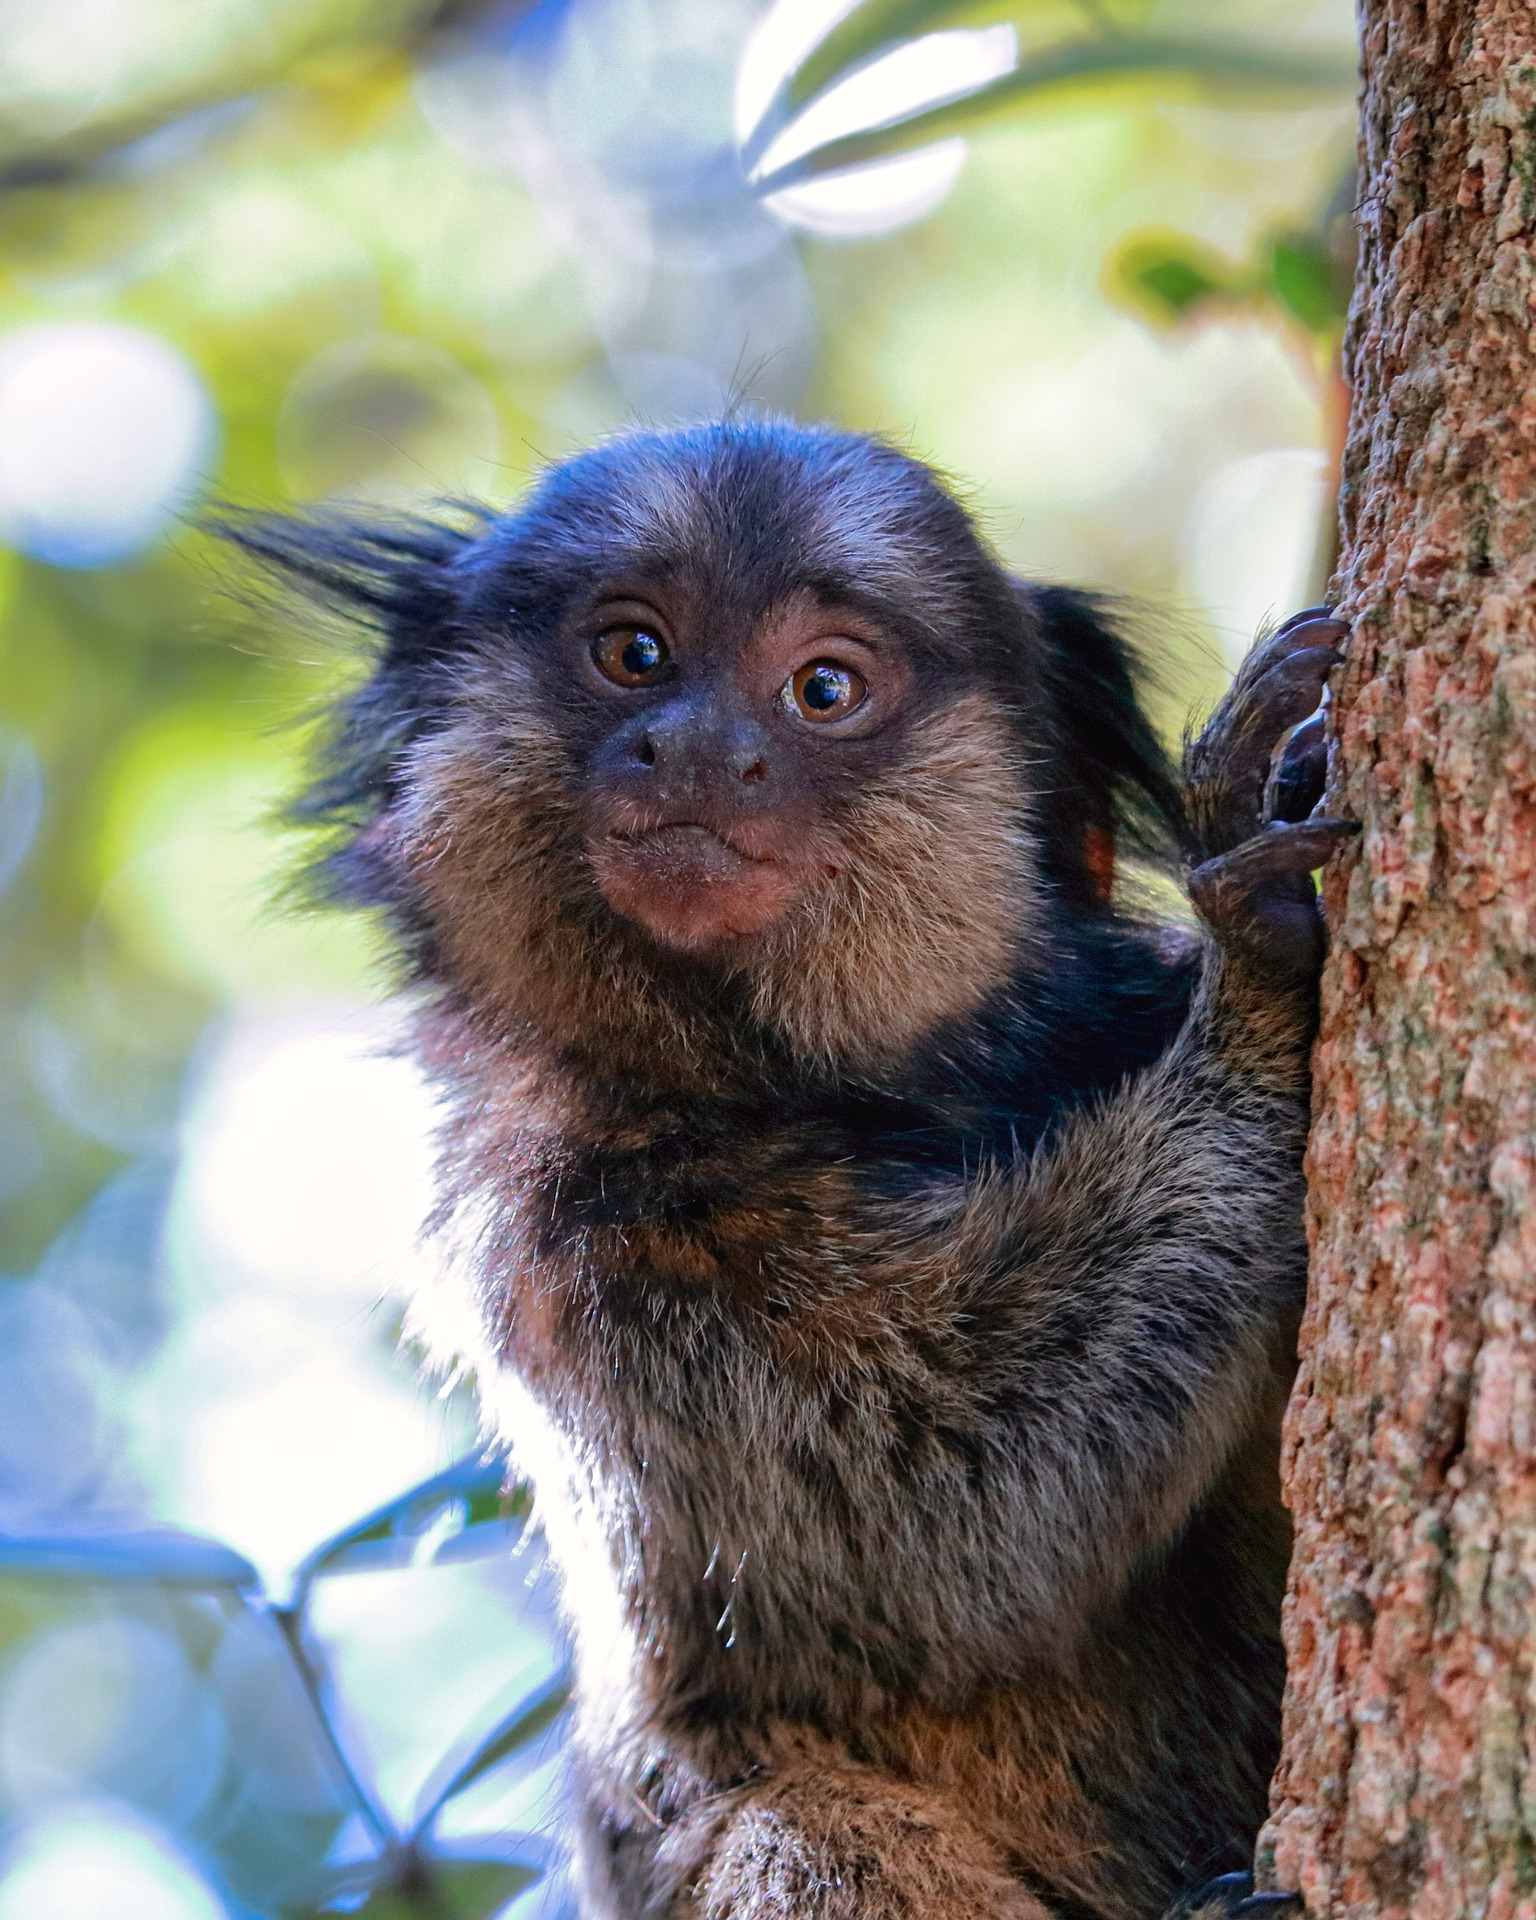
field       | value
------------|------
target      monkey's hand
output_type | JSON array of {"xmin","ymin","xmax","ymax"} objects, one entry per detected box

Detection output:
[
  {"xmin": 1182, "ymin": 609, "xmax": 1355, "ymax": 988},
  {"xmin": 680, "ymin": 1764, "xmax": 1055, "ymax": 1919},
  {"xmin": 1163, "ymin": 1871, "xmax": 1304, "ymax": 1918}
]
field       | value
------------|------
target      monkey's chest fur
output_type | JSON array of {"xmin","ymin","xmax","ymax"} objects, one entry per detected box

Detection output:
[{"xmin": 459, "ymin": 1094, "xmax": 1294, "ymax": 1920}]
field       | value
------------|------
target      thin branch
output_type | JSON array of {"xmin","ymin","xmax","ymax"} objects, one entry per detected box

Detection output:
[
  {"xmin": 270, "ymin": 1603, "xmax": 398, "ymax": 1851},
  {"xmin": 747, "ymin": 33, "xmax": 1355, "ymax": 196}
]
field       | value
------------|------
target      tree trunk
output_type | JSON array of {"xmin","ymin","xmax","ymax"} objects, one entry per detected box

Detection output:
[{"xmin": 1256, "ymin": 6, "xmax": 1536, "ymax": 1918}]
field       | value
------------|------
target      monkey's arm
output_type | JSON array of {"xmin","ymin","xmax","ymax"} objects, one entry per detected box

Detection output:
[
  {"xmin": 919, "ymin": 611, "xmax": 1352, "ymax": 1640},
  {"xmin": 675, "ymin": 1764, "xmax": 1056, "ymax": 1920}
]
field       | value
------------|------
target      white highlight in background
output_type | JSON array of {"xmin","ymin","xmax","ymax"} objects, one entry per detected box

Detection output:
[
  {"xmin": 763, "ymin": 142, "xmax": 967, "ymax": 237},
  {"xmin": 734, "ymin": 0, "xmax": 860, "ymax": 145},
  {"xmin": 0, "ymin": 323, "xmax": 216, "ymax": 568},
  {"xmin": 129, "ymin": 1006, "xmax": 472, "ymax": 1592},
  {"xmin": 738, "ymin": 1, "xmax": 1016, "ymax": 237},
  {"xmin": 1183, "ymin": 448, "xmax": 1330, "ymax": 665},
  {"xmin": 0, "ymin": 1806, "xmax": 226, "ymax": 1920}
]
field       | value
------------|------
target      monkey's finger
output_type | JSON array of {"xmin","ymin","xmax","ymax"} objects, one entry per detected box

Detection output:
[
  {"xmin": 1236, "ymin": 646, "xmax": 1342, "ymax": 745},
  {"xmin": 1191, "ymin": 818, "xmax": 1357, "ymax": 901},
  {"xmin": 1190, "ymin": 821, "xmax": 1356, "ymax": 981},
  {"xmin": 1264, "ymin": 711, "xmax": 1327, "ymax": 825},
  {"xmin": 1165, "ymin": 1872, "xmax": 1305, "ymax": 1920},
  {"xmin": 1272, "ymin": 603, "xmax": 1335, "ymax": 634},
  {"xmin": 1190, "ymin": 649, "xmax": 1341, "ymax": 836},
  {"xmin": 1232, "ymin": 614, "xmax": 1348, "ymax": 696},
  {"xmin": 1172, "ymin": 1871, "xmax": 1253, "ymax": 1915}
]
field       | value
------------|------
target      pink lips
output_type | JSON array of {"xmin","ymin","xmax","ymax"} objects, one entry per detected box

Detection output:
[
  {"xmin": 589, "ymin": 822, "xmax": 799, "ymax": 949},
  {"xmin": 612, "ymin": 821, "xmax": 764, "ymax": 870}
]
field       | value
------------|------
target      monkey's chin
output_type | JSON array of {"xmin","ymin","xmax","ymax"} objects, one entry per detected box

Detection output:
[{"xmin": 589, "ymin": 826, "xmax": 804, "ymax": 952}]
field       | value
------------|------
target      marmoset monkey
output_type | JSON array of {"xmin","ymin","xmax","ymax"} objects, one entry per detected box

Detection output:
[{"xmin": 235, "ymin": 420, "xmax": 1348, "ymax": 1920}]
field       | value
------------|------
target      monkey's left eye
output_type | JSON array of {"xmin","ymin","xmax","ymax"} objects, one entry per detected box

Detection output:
[
  {"xmin": 594, "ymin": 626, "xmax": 669, "ymax": 686},
  {"xmin": 783, "ymin": 661, "xmax": 867, "ymax": 724}
]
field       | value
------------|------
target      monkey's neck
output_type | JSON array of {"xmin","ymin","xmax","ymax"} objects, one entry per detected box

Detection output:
[{"xmin": 428, "ymin": 904, "xmax": 1196, "ymax": 1185}]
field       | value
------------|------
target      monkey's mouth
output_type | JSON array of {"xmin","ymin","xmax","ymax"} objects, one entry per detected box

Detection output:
[
  {"xmin": 589, "ymin": 822, "xmax": 803, "ymax": 950},
  {"xmin": 612, "ymin": 821, "xmax": 768, "ymax": 864}
]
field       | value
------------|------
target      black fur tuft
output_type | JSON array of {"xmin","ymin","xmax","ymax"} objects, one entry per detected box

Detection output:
[
  {"xmin": 1019, "ymin": 582, "xmax": 1188, "ymax": 899},
  {"xmin": 214, "ymin": 505, "xmax": 487, "ymax": 907}
]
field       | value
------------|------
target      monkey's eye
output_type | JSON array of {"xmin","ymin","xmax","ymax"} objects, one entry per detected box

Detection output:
[
  {"xmin": 594, "ymin": 626, "xmax": 669, "ymax": 686},
  {"xmin": 783, "ymin": 661, "xmax": 867, "ymax": 724}
]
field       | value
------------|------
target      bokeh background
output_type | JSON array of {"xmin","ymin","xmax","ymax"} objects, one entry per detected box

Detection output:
[{"xmin": 0, "ymin": 0, "xmax": 1355, "ymax": 1913}]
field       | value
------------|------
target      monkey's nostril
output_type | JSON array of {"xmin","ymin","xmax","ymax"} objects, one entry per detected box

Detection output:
[
  {"xmin": 635, "ymin": 735, "xmax": 657, "ymax": 768},
  {"xmin": 739, "ymin": 759, "xmax": 768, "ymax": 784}
]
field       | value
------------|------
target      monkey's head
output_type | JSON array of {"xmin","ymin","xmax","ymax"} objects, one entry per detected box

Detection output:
[{"xmin": 233, "ymin": 420, "xmax": 1180, "ymax": 1086}]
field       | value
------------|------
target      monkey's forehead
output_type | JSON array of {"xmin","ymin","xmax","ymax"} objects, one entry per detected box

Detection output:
[{"xmin": 459, "ymin": 419, "xmax": 1010, "ymax": 648}]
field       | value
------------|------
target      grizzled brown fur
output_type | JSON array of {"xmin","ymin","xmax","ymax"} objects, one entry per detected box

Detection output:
[{"xmin": 229, "ymin": 420, "xmax": 1349, "ymax": 1920}]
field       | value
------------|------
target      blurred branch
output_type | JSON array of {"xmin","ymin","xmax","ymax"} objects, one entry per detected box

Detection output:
[
  {"xmin": 1105, "ymin": 163, "xmax": 1356, "ymax": 350},
  {"xmin": 410, "ymin": 1669, "xmax": 572, "ymax": 1840},
  {"xmin": 0, "ymin": 1447, "xmax": 562, "ymax": 1917},
  {"xmin": 0, "ymin": 0, "xmax": 540, "ymax": 195},
  {"xmin": 286, "ymin": 1444, "xmax": 522, "ymax": 1614},
  {"xmin": 270, "ymin": 1599, "xmax": 401, "ymax": 1851},
  {"xmin": 0, "ymin": 1521, "xmax": 260, "ymax": 1588},
  {"xmin": 746, "ymin": 29, "xmax": 1355, "ymax": 197}
]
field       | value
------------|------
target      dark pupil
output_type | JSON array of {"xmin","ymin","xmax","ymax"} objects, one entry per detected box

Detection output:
[
  {"xmin": 621, "ymin": 631, "xmax": 662, "ymax": 676},
  {"xmin": 803, "ymin": 667, "xmax": 847, "ymax": 711}
]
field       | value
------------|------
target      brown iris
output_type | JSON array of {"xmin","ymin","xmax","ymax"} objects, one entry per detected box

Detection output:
[
  {"xmin": 784, "ymin": 661, "xmax": 866, "ymax": 723},
  {"xmin": 594, "ymin": 626, "xmax": 668, "ymax": 686}
]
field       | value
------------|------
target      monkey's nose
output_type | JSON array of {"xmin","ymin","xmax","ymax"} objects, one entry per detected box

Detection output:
[
  {"xmin": 632, "ymin": 714, "xmax": 771, "ymax": 787},
  {"xmin": 725, "ymin": 729, "xmax": 770, "ymax": 785}
]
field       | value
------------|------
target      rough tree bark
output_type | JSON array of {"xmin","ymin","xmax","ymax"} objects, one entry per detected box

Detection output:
[{"xmin": 1256, "ymin": 6, "xmax": 1536, "ymax": 1918}]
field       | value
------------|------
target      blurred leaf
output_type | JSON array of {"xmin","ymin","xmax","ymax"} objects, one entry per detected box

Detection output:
[
  {"xmin": 411, "ymin": 1669, "xmax": 572, "ymax": 1838},
  {"xmin": 745, "ymin": 22, "xmax": 1355, "ymax": 196},
  {"xmin": 1104, "ymin": 230, "xmax": 1248, "ymax": 327},
  {"xmin": 292, "ymin": 1837, "xmax": 546, "ymax": 1918},
  {"xmin": 289, "ymin": 1449, "xmax": 527, "ymax": 1605},
  {"xmin": 0, "ymin": 1523, "xmax": 260, "ymax": 1589},
  {"xmin": 740, "ymin": 0, "xmax": 974, "ymax": 169},
  {"xmin": 1266, "ymin": 230, "xmax": 1351, "ymax": 334},
  {"xmin": 0, "ymin": 0, "xmax": 525, "ymax": 193},
  {"xmin": 0, "ymin": 725, "xmax": 44, "ymax": 892}
]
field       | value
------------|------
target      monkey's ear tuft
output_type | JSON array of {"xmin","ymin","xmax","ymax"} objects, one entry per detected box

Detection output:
[
  {"xmin": 211, "ymin": 505, "xmax": 487, "ymax": 915},
  {"xmin": 210, "ymin": 504, "xmax": 484, "ymax": 641},
  {"xmin": 1019, "ymin": 582, "xmax": 1187, "ymax": 901}
]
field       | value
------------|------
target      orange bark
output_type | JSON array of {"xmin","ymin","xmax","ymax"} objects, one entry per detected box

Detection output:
[{"xmin": 1257, "ymin": 6, "xmax": 1536, "ymax": 1918}]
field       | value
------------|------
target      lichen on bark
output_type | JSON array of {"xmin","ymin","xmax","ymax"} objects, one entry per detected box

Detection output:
[{"xmin": 1257, "ymin": 7, "xmax": 1536, "ymax": 1918}]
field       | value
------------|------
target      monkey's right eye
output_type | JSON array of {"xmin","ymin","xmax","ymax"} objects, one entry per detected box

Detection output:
[{"xmin": 594, "ymin": 627, "xmax": 669, "ymax": 687}]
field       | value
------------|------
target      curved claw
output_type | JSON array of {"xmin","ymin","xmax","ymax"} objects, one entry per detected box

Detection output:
[
  {"xmin": 1184, "ymin": 612, "xmax": 1349, "ymax": 863},
  {"xmin": 1273, "ymin": 603, "xmax": 1336, "ymax": 630},
  {"xmin": 1165, "ymin": 1871, "xmax": 1305, "ymax": 1919},
  {"xmin": 1229, "ymin": 614, "xmax": 1348, "ymax": 702},
  {"xmin": 1218, "ymin": 648, "xmax": 1342, "ymax": 792},
  {"xmin": 1265, "ymin": 711, "xmax": 1327, "ymax": 825}
]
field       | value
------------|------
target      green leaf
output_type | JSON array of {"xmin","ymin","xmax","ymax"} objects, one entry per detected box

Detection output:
[
  {"xmin": 1266, "ymin": 232, "xmax": 1351, "ymax": 334},
  {"xmin": 1105, "ymin": 231, "xmax": 1247, "ymax": 327},
  {"xmin": 411, "ymin": 1670, "xmax": 573, "ymax": 1839},
  {"xmin": 746, "ymin": 31, "xmax": 1355, "ymax": 196}
]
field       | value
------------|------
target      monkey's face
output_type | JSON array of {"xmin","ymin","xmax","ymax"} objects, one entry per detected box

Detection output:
[
  {"xmin": 309, "ymin": 424, "xmax": 1058, "ymax": 1072},
  {"xmin": 567, "ymin": 585, "xmax": 911, "ymax": 953}
]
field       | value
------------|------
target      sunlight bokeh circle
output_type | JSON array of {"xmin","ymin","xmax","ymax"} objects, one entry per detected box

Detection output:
[{"xmin": 0, "ymin": 322, "xmax": 216, "ymax": 568}]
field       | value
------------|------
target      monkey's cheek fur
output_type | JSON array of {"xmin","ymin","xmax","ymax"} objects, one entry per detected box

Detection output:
[{"xmin": 589, "ymin": 827, "xmax": 811, "ymax": 950}]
